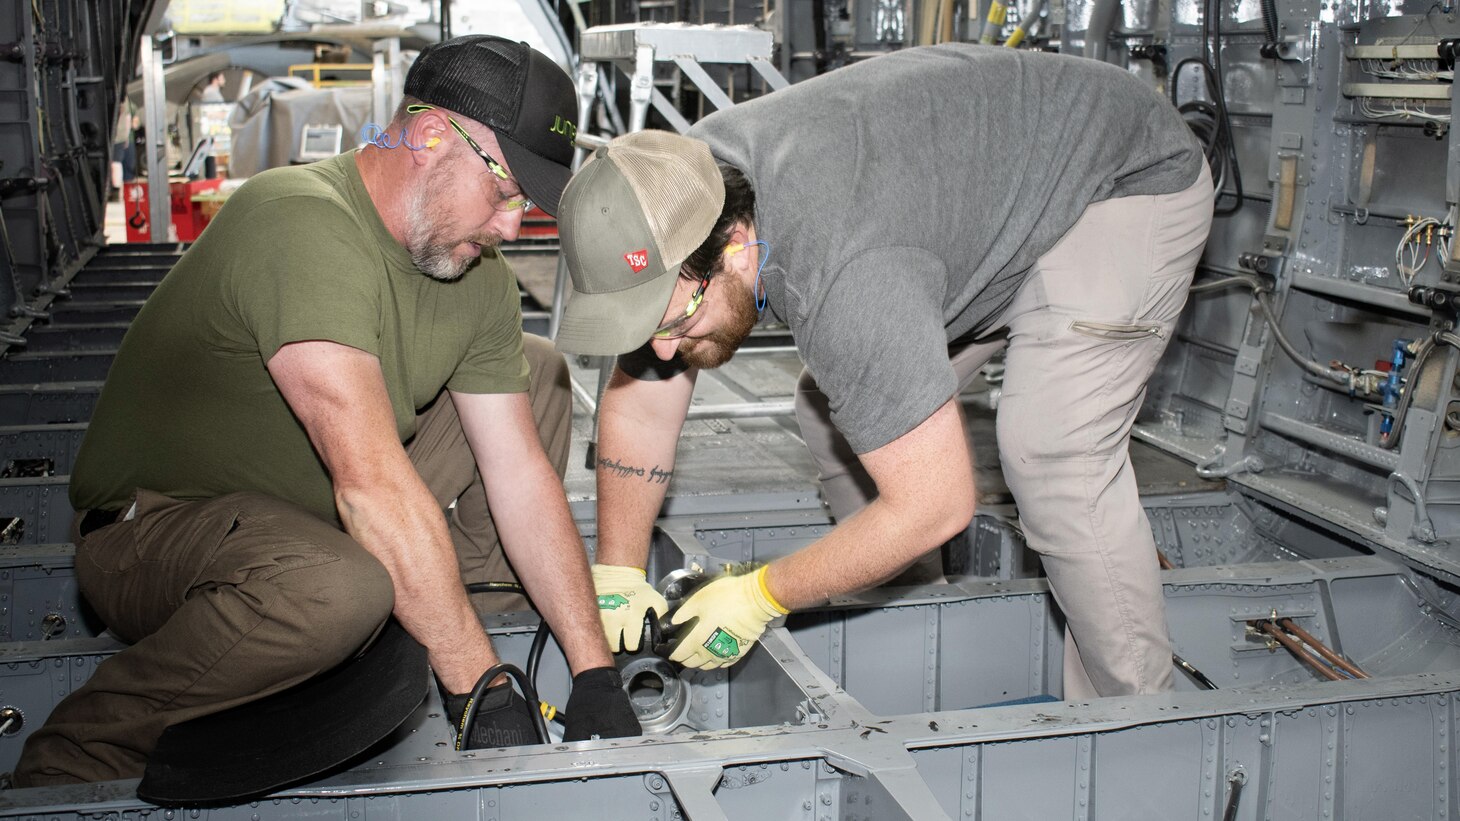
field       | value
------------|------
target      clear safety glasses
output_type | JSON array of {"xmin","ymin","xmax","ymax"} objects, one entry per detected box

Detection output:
[
  {"xmin": 406, "ymin": 104, "xmax": 534, "ymax": 213},
  {"xmin": 652, "ymin": 273, "xmax": 713, "ymax": 339},
  {"xmin": 652, "ymin": 242, "xmax": 764, "ymax": 340}
]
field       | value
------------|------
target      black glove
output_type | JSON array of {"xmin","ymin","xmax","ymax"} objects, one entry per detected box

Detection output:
[
  {"xmin": 562, "ymin": 667, "xmax": 641, "ymax": 742},
  {"xmin": 444, "ymin": 682, "xmax": 539, "ymax": 749}
]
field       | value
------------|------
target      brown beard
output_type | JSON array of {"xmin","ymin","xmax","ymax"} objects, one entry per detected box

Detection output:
[{"xmin": 678, "ymin": 270, "xmax": 759, "ymax": 369}]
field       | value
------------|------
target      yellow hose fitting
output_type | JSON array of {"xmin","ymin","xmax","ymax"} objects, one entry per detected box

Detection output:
[{"xmin": 980, "ymin": 1, "xmax": 1008, "ymax": 43}]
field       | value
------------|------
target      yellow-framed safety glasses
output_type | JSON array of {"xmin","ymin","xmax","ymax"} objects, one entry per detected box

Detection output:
[
  {"xmin": 406, "ymin": 104, "xmax": 534, "ymax": 213},
  {"xmin": 652, "ymin": 274, "xmax": 713, "ymax": 339}
]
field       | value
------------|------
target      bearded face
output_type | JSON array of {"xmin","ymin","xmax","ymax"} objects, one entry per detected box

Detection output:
[
  {"xmin": 676, "ymin": 268, "xmax": 759, "ymax": 369},
  {"xmin": 402, "ymin": 149, "xmax": 508, "ymax": 282}
]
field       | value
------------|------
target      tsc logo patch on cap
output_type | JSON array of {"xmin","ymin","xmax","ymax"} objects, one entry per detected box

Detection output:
[{"xmin": 624, "ymin": 250, "xmax": 649, "ymax": 273}]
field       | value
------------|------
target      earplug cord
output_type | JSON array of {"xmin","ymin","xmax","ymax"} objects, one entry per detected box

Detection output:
[
  {"xmin": 727, "ymin": 240, "xmax": 772, "ymax": 313},
  {"xmin": 359, "ymin": 122, "xmax": 427, "ymax": 151}
]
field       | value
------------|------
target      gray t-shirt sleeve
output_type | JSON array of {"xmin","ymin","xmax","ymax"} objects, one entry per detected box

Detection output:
[{"xmin": 799, "ymin": 247, "xmax": 956, "ymax": 454}]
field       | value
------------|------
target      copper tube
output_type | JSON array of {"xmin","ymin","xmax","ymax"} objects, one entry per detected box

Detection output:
[
  {"xmin": 1278, "ymin": 618, "xmax": 1370, "ymax": 679},
  {"xmin": 1256, "ymin": 621, "xmax": 1344, "ymax": 681}
]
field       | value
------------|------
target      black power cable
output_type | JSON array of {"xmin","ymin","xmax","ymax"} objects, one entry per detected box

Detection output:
[
  {"xmin": 525, "ymin": 619, "xmax": 567, "ymax": 725},
  {"xmin": 1173, "ymin": 653, "xmax": 1219, "ymax": 690},
  {"xmin": 465, "ymin": 581, "xmax": 525, "ymax": 595},
  {"xmin": 465, "ymin": 581, "xmax": 568, "ymax": 725},
  {"xmin": 1171, "ymin": 54, "xmax": 1244, "ymax": 216},
  {"xmin": 527, "ymin": 619, "xmax": 550, "ymax": 686},
  {"xmin": 457, "ymin": 662, "xmax": 550, "ymax": 749},
  {"xmin": 1171, "ymin": 0, "xmax": 1246, "ymax": 216},
  {"xmin": 1207, "ymin": 0, "xmax": 1245, "ymax": 215},
  {"xmin": 1222, "ymin": 771, "xmax": 1247, "ymax": 821}
]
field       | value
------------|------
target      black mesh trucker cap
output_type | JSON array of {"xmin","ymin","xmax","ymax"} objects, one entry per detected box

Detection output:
[{"xmin": 404, "ymin": 35, "xmax": 577, "ymax": 216}]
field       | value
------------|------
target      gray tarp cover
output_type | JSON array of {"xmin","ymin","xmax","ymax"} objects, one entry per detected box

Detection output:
[{"xmin": 228, "ymin": 78, "xmax": 372, "ymax": 177}]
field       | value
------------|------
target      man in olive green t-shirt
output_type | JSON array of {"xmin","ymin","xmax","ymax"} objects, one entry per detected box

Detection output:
[{"xmin": 16, "ymin": 36, "xmax": 637, "ymax": 787}]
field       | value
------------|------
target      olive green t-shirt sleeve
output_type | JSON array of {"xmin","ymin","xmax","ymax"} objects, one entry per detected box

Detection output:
[
  {"xmin": 227, "ymin": 196, "xmax": 384, "ymax": 363},
  {"xmin": 446, "ymin": 252, "xmax": 530, "ymax": 394}
]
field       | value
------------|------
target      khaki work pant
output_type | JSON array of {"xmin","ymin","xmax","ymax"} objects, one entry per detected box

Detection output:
[
  {"xmin": 795, "ymin": 166, "xmax": 1215, "ymax": 699},
  {"xmin": 14, "ymin": 334, "xmax": 572, "ymax": 786}
]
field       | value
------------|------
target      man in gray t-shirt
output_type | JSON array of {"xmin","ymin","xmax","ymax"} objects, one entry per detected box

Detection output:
[{"xmin": 556, "ymin": 45, "xmax": 1213, "ymax": 698}]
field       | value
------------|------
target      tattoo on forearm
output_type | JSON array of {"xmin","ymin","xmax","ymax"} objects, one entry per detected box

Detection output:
[{"xmin": 598, "ymin": 455, "xmax": 673, "ymax": 485}]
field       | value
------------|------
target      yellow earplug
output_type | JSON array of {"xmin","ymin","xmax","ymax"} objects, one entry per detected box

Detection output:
[
  {"xmin": 725, "ymin": 243, "xmax": 745, "ymax": 254},
  {"xmin": 425, "ymin": 137, "xmax": 441, "ymax": 149}
]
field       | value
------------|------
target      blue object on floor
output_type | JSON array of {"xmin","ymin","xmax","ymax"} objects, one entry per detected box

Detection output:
[{"xmin": 977, "ymin": 694, "xmax": 1061, "ymax": 708}]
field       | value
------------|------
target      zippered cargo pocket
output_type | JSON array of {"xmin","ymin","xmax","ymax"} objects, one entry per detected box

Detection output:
[{"xmin": 1069, "ymin": 320, "xmax": 1166, "ymax": 341}]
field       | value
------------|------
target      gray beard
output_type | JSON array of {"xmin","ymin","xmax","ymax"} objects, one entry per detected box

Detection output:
[
  {"xmin": 402, "ymin": 164, "xmax": 475, "ymax": 282},
  {"xmin": 408, "ymin": 239, "xmax": 468, "ymax": 282},
  {"xmin": 404, "ymin": 193, "xmax": 469, "ymax": 282}
]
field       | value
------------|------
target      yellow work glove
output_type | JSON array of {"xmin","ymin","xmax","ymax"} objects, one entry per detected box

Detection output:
[
  {"xmin": 668, "ymin": 567, "xmax": 788, "ymax": 670},
  {"xmin": 592, "ymin": 564, "xmax": 670, "ymax": 653}
]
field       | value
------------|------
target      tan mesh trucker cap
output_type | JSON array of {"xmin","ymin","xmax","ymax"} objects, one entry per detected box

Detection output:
[{"xmin": 555, "ymin": 131, "xmax": 725, "ymax": 356}]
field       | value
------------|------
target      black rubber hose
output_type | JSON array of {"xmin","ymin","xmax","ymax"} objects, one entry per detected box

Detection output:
[
  {"xmin": 1173, "ymin": 653, "xmax": 1219, "ymax": 690},
  {"xmin": 1169, "ymin": 57, "xmax": 1208, "ymax": 106},
  {"xmin": 527, "ymin": 619, "xmax": 550, "ymax": 698},
  {"xmin": 465, "ymin": 581, "xmax": 525, "ymax": 595},
  {"xmin": 1260, "ymin": 0, "xmax": 1280, "ymax": 44},
  {"xmin": 1222, "ymin": 772, "xmax": 1246, "ymax": 821},
  {"xmin": 527, "ymin": 621, "xmax": 571, "ymax": 726},
  {"xmin": 458, "ymin": 662, "xmax": 550, "ymax": 748},
  {"xmin": 1208, "ymin": 0, "xmax": 1245, "ymax": 216},
  {"xmin": 812, "ymin": 0, "xmax": 829, "ymax": 74},
  {"xmin": 1179, "ymin": 101, "xmax": 1224, "ymax": 165}
]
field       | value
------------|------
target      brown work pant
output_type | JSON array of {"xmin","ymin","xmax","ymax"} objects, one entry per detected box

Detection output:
[{"xmin": 14, "ymin": 334, "xmax": 572, "ymax": 786}]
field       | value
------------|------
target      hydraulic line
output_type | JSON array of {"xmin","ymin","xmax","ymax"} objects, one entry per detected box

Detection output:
[
  {"xmin": 1187, "ymin": 274, "xmax": 1262, "ymax": 294},
  {"xmin": 1193, "ymin": 276, "xmax": 1372, "ymax": 391},
  {"xmin": 1189, "ymin": 281, "xmax": 1460, "ymax": 446},
  {"xmin": 1252, "ymin": 291, "xmax": 1355, "ymax": 386},
  {"xmin": 1379, "ymin": 335, "xmax": 1436, "ymax": 450},
  {"xmin": 1084, "ymin": 0, "xmax": 1122, "ymax": 60},
  {"xmin": 1276, "ymin": 618, "xmax": 1369, "ymax": 678},
  {"xmin": 1003, "ymin": 0, "xmax": 1045, "ymax": 47},
  {"xmin": 1254, "ymin": 621, "xmax": 1344, "ymax": 681},
  {"xmin": 1222, "ymin": 770, "xmax": 1247, "ymax": 821},
  {"xmin": 1173, "ymin": 653, "xmax": 1219, "ymax": 689}
]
